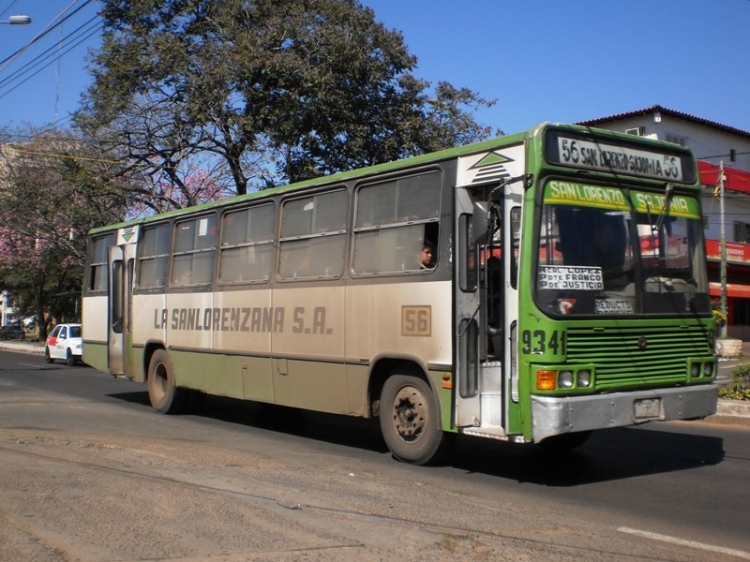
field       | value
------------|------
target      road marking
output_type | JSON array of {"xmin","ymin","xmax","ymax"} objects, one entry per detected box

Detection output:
[{"xmin": 618, "ymin": 527, "xmax": 750, "ymax": 560}]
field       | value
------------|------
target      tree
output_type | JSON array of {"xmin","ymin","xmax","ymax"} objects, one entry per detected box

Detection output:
[
  {"xmin": 0, "ymin": 126, "xmax": 130, "ymax": 338},
  {"xmin": 76, "ymin": 0, "xmax": 498, "ymax": 206}
]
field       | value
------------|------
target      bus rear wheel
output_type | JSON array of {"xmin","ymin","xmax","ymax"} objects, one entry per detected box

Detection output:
[
  {"xmin": 147, "ymin": 350, "xmax": 187, "ymax": 414},
  {"xmin": 379, "ymin": 375, "xmax": 450, "ymax": 465}
]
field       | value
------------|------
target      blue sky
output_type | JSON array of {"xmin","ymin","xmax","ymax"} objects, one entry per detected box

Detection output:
[{"xmin": 1, "ymin": 0, "xmax": 749, "ymax": 137}]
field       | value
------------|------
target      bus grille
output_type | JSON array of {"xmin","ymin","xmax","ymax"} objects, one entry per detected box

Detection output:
[{"xmin": 565, "ymin": 325, "xmax": 713, "ymax": 390}]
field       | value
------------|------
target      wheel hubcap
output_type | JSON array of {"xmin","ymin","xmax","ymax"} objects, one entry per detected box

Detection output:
[{"xmin": 392, "ymin": 386, "xmax": 427, "ymax": 442}]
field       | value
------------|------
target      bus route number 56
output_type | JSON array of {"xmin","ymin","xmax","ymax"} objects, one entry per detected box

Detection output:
[{"xmin": 402, "ymin": 306, "xmax": 431, "ymax": 337}]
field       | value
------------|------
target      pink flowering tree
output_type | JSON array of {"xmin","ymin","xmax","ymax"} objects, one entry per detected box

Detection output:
[
  {"xmin": 0, "ymin": 126, "xmax": 130, "ymax": 339},
  {"xmin": 125, "ymin": 162, "xmax": 229, "ymax": 218}
]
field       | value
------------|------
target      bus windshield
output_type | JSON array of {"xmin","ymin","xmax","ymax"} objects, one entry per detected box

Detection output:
[{"xmin": 535, "ymin": 181, "xmax": 710, "ymax": 317}]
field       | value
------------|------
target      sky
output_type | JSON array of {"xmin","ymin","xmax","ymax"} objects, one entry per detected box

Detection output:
[{"xmin": 0, "ymin": 0, "xmax": 749, "ymax": 140}]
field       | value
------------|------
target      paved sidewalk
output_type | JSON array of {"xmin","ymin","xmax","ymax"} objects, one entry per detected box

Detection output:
[{"xmin": 0, "ymin": 340, "xmax": 44, "ymax": 356}]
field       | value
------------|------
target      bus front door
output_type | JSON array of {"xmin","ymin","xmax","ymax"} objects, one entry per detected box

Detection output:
[
  {"xmin": 107, "ymin": 244, "xmax": 135, "ymax": 377},
  {"xmin": 455, "ymin": 184, "xmax": 519, "ymax": 435},
  {"xmin": 455, "ymin": 187, "xmax": 501, "ymax": 430}
]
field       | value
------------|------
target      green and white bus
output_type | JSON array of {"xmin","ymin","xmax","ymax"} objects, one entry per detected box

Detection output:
[{"xmin": 83, "ymin": 123, "xmax": 718, "ymax": 465}]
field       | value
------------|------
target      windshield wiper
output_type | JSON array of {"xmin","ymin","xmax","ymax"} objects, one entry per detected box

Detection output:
[{"xmin": 653, "ymin": 182, "xmax": 675, "ymax": 235}]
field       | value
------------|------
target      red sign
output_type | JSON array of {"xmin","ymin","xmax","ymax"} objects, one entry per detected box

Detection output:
[{"xmin": 705, "ymin": 240, "xmax": 750, "ymax": 264}]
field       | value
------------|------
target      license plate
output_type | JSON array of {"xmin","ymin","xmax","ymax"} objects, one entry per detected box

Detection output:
[{"xmin": 634, "ymin": 398, "xmax": 661, "ymax": 420}]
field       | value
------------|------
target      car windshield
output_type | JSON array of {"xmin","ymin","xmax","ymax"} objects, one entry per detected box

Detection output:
[
  {"xmin": 69, "ymin": 326, "xmax": 82, "ymax": 338},
  {"xmin": 535, "ymin": 181, "xmax": 710, "ymax": 317}
]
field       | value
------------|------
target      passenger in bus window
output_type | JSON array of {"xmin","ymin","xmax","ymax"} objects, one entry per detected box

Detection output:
[{"xmin": 420, "ymin": 241, "xmax": 435, "ymax": 269}]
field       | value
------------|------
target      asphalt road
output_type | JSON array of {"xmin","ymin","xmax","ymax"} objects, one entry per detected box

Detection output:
[{"xmin": 1, "ymin": 349, "xmax": 750, "ymax": 561}]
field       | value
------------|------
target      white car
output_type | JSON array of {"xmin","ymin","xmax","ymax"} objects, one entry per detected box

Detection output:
[{"xmin": 45, "ymin": 323, "xmax": 83, "ymax": 366}]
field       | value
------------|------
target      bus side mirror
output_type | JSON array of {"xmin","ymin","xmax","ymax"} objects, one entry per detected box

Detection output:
[{"xmin": 472, "ymin": 201, "xmax": 491, "ymax": 244}]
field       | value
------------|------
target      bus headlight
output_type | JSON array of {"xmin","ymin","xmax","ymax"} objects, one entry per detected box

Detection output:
[
  {"xmin": 703, "ymin": 362, "xmax": 714, "ymax": 377},
  {"xmin": 690, "ymin": 362, "xmax": 701, "ymax": 378},
  {"xmin": 558, "ymin": 370, "xmax": 574, "ymax": 388},
  {"xmin": 578, "ymin": 369, "xmax": 592, "ymax": 387}
]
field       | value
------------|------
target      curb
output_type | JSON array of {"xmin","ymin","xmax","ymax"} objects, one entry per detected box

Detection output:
[
  {"xmin": 716, "ymin": 399, "xmax": 750, "ymax": 417},
  {"xmin": 702, "ymin": 399, "xmax": 750, "ymax": 428},
  {"xmin": 0, "ymin": 341, "xmax": 44, "ymax": 356}
]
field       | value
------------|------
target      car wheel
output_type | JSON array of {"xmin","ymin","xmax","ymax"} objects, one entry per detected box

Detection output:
[
  {"xmin": 44, "ymin": 347, "xmax": 54, "ymax": 364},
  {"xmin": 66, "ymin": 349, "xmax": 78, "ymax": 366}
]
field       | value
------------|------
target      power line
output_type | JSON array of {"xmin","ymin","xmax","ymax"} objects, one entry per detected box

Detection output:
[
  {"xmin": 0, "ymin": 16, "xmax": 102, "ymax": 98},
  {"xmin": 0, "ymin": 0, "xmax": 21, "ymax": 20},
  {"xmin": 0, "ymin": 0, "xmax": 97, "ymax": 73},
  {"xmin": 699, "ymin": 151, "xmax": 750, "ymax": 159}
]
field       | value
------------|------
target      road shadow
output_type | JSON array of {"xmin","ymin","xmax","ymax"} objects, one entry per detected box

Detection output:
[
  {"xmin": 107, "ymin": 390, "xmax": 724, "ymax": 486},
  {"xmin": 449, "ymin": 427, "xmax": 725, "ymax": 486},
  {"xmin": 107, "ymin": 391, "xmax": 389, "ymax": 453}
]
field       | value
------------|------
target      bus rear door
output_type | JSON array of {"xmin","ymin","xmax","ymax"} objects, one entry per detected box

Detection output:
[{"xmin": 108, "ymin": 243, "xmax": 135, "ymax": 377}]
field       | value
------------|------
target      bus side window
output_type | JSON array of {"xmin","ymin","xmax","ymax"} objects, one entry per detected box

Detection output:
[
  {"xmin": 138, "ymin": 223, "xmax": 170, "ymax": 288},
  {"xmin": 171, "ymin": 214, "xmax": 217, "ymax": 286},
  {"xmin": 352, "ymin": 172, "xmax": 441, "ymax": 275},
  {"xmin": 88, "ymin": 234, "xmax": 115, "ymax": 292},
  {"xmin": 219, "ymin": 204, "xmax": 275, "ymax": 284},
  {"xmin": 279, "ymin": 190, "xmax": 348, "ymax": 280}
]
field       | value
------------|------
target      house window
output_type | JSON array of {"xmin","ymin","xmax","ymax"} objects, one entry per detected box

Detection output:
[
  {"xmin": 734, "ymin": 299, "xmax": 750, "ymax": 325},
  {"xmin": 665, "ymin": 133, "xmax": 688, "ymax": 147},
  {"xmin": 625, "ymin": 127, "xmax": 645, "ymax": 136},
  {"xmin": 734, "ymin": 222, "xmax": 750, "ymax": 244}
]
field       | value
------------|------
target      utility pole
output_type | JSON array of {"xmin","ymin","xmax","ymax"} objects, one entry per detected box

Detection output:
[{"xmin": 719, "ymin": 161, "xmax": 728, "ymax": 338}]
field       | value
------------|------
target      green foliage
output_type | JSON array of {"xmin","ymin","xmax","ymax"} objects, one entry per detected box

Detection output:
[
  {"xmin": 76, "ymin": 0, "xmax": 498, "ymax": 205},
  {"xmin": 0, "ymin": 126, "xmax": 129, "ymax": 337},
  {"xmin": 713, "ymin": 308, "xmax": 726, "ymax": 327},
  {"xmin": 719, "ymin": 363, "xmax": 750, "ymax": 401}
]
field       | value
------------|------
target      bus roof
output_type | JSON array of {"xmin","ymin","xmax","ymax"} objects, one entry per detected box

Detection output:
[{"xmin": 88, "ymin": 122, "xmax": 695, "ymax": 235}]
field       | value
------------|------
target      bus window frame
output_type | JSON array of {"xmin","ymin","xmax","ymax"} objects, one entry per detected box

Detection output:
[
  {"xmin": 217, "ymin": 202, "xmax": 276, "ymax": 286},
  {"xmin": 87, "ymin": 233, "xmax": 116, "ymax": 293},
  {"xmin": 170, "ymin": 212, "xmax": 218, "ymax": 288},
  {"xmin": 136, "ymin": 221, "xmax": 172, "ymax": 291},
  {"xmin": 350, "ymin": 170, "xmax": 442, "ymax": 277},
  {"xmin": 277, "ymin": 187, "xmax": 349, "ymax": 282}
]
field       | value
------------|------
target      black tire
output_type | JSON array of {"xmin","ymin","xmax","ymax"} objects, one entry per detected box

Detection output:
[
  {"xmin": 44, "ymin": 347, "xmax": 54, "ymax": 364},
  {"xmin": 66, "ymin": 349, "xmax": 78, "ymax": 366},
  {"xmin": 538, "ymin": 430, "xmax": 592, "ymax": 451},
  {"xmin": 147, "ymin": 349, "xmax": 188, "ymax": 414},
  {"xmin": 379, "ymin": 375, "xmax": 451, "ymax": 465}
]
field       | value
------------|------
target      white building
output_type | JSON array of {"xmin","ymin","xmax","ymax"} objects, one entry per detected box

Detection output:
[
  {"xmin": 1, "ymin": 290, "xmax": 16, "ymax": 326},
  {"xmin": 579, "ymin": 105, "xmax": 750, "ymax": 338}
]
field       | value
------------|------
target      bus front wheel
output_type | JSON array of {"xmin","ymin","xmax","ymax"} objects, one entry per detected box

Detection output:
[
  {"xmin": 379, "ymin": 375, "xmax": 450, "ymax": 465},
  {"xmin": 147, "ymin": 350, "xmax": 187, "ymax": 414}
]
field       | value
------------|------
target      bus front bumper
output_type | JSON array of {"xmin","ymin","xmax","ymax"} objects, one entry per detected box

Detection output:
[{"xmin": 530, "ymin": 385, "xmax": 718, "ymax": 443}]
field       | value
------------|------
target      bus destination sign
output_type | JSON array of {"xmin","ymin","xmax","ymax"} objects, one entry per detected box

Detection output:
[{"xmin": 546, "ymin": 131, "xmax": 690, "ymax": 182}]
